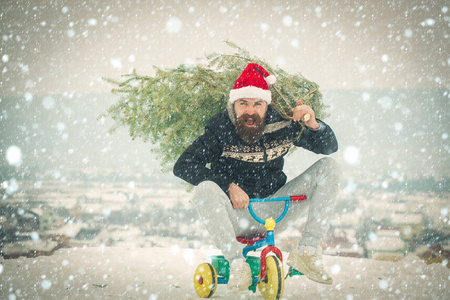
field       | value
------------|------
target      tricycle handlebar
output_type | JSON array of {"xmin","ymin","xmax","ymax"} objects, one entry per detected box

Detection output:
[
  {"xmin": 248, "ymin": 195, "xmax": 307, "ymax": 224},
  {"xmin": 249, "ymin": 195, "xmax": 307, "ymax": 203}
]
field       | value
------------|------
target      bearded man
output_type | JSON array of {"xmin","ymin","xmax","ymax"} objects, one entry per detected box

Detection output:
[{"xmin": 173, "ymin": 63, "xmax": 341, "ymax": 292}]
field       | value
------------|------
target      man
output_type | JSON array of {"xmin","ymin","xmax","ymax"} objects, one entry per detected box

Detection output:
[{"xmin": 173, "ymin": 63, "xmax": 341, "ymax": 292}]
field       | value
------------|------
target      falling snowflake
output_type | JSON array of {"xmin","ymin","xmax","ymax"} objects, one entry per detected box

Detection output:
[
  {"xmin": 166, "ymin": 17, "xmax": 182, "ymax": 34},
  {"xmin": 6, "ymin": 145, "xmax": 22, "ymax": 166}
]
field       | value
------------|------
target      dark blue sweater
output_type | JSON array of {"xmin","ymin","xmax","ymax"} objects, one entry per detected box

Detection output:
[{"xmin": 173, "ymin": 105, "xmax": 338, "ymax": 198}]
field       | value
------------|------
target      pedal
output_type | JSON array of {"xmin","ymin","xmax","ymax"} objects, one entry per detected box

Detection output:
[{"xmin": 286, "ymin": 266, "xmax": 304, "ymax": 279}]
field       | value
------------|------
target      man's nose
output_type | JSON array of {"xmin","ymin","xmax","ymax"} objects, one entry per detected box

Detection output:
[{"xmin": 246, "ymin": 104, "xmax": 255, "ymax": 114}]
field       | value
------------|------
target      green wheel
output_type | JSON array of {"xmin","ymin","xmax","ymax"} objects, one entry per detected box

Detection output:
[
  {"xmin": 258, "ymin": 256, "xmax": 285, "ymax": 300},
  {"xmin": 194, "ymin": 263, "xmax": 218, "ymax": 298}
]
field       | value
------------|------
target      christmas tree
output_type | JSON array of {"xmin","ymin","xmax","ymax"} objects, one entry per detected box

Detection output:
[{"xmin": 102, "ymin": 41, "xmax": 327, "ymax": 170}]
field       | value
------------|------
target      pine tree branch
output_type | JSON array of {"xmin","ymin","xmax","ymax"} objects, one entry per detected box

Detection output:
[{"xmin": 102, "ymin": 41, "xmax": 326, "ymax": 170}]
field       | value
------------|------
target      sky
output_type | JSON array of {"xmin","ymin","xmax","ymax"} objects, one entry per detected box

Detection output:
[
  {"xmin": 0, "ymin": 0, "xmax": 449, "ymax": 184},
  {"xmin": 1, "ymin": 0, "xmax": 449, "ymax": 97}
]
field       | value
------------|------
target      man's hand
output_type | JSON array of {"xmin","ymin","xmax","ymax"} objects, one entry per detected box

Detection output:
[
  {"xmin": 293, "ymin": 100, "xmax": 320, "ymax": 130},
  {"xmin": 228, "ymin": 183, "xmax": 249, "ymax": 209}
]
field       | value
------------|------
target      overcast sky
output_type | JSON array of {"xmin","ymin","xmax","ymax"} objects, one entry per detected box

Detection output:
[{"xmin": 1, "ymin": 0, "xmax": 449, "ymax": 97}]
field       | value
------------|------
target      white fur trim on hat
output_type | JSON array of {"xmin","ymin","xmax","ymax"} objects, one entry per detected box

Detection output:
[{"xmin": 229, "ymin": 86, "xmax": 272, "ymax": 104}]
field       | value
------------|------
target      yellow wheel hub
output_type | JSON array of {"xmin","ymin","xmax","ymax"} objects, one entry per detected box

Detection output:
[{"xmin": 193, "ymin": 263, "xmax": 218, "ymax": 298}]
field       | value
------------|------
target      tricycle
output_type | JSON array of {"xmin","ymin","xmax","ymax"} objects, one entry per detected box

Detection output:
[{"xmin": 193, "ymin": 195, "xmax": 307, "ymax": 300}]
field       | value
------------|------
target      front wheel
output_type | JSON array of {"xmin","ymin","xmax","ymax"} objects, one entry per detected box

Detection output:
[
  {"xmin": 193, "ymin": 263, "xmax": 218, "ymax": 298},
  {"xmin": 258, "ymin": 255, "xmax": 285, "ymax": 300}
]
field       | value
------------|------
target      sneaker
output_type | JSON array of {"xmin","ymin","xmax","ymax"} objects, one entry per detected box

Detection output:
[
  {"xmin": 287, "ymin": 246, "xmax": 333, "ymax": 285},
  {"xmin": 227, "ymin": 258, "xmax": 252, "ymax": 293}
]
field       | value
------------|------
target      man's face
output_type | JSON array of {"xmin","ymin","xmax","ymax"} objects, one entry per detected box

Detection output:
[
  {"xmin": 234, "ymin": 98, "xmax": 268, "ymax": 144},
  {"xmin": 234, "ymin": 98, "xmax": 268, "ymax": 122}
]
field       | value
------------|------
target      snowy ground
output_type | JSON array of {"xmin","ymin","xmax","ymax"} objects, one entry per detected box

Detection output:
[{"xmin": 1, "ymin": 246, "xmax": 448, "ymax": 299}]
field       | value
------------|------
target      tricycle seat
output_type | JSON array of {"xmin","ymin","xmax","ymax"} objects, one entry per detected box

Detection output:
[{"xmin": 236, "ymin": 235, "xmax": 266, "ymax": 246}]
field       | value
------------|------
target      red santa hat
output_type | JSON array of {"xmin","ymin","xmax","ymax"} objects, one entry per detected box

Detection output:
[{"xmin": 229, "ymin": 63, "xmax": 276, "ymax": 104}]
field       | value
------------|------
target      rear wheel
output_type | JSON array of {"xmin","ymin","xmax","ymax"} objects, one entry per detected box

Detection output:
[
  {"xmin": 258, "ymin": 255, "xmax": 284, "ymax": 300},
  {"xmin": 193, "ymin": 263, "xmax": 218, "ymax": 298}
]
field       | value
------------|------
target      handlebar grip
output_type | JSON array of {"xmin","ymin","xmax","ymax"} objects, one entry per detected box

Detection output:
[{"xmin": 290, "ymin": 195, "xmax": 307, "ymax": 201}]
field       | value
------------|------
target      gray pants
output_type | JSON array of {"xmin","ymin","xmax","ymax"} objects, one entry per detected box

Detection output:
[{"xmin": 193, "ymin": 157, "xmax": 342, "ymax": 262}]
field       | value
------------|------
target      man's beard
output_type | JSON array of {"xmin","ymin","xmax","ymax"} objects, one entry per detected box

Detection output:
[{"xmin": 236, "ymin": 113, "xmax": 266, "ymax": 144}]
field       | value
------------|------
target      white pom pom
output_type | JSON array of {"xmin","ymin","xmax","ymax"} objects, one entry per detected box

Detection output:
[{"xmin": 265, "ymin": 74, "xmax": 276, "ymax": 85}]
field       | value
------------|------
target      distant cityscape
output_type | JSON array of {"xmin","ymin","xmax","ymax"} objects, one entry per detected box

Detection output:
[{"xmin": 1, "ymin": 166, "xmax": 449, "ymax": 267}]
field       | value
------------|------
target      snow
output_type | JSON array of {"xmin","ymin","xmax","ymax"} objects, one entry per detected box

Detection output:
[
  {"xmin": 391, "ymin": 213, "xmax": 423, "ymax": 225},
  {"xmin": 366, "ymin": 237, "xmax": 405, "ymax": 252},
  {"xmin": 343, "ymin": 146, "xmax": 360, "ymax": 166},
  {"xmin": 0, "ymin": 247, "xmax": 448, "ymax": 299},
  {"xmin": 166, "ymin": 17, "xmax": 182, "ymax": 34},
  {"xmin": 5, "ymin": 146, "xmax": 22, "ymax": 167},
  {"xmin": 282, "ymin": 16, "xmax": 293, "ymax": 27},
  {"xmin": 2, "ymin": 240, "xmax": 59, "ymax": 257}
]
